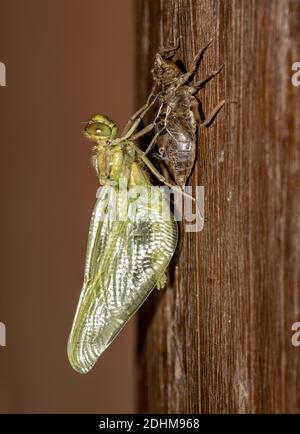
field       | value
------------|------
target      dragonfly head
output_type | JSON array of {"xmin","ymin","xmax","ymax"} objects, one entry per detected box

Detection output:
[{"xmin": 85, "ymin": 115, "xmax": 118, "ymax": 142}]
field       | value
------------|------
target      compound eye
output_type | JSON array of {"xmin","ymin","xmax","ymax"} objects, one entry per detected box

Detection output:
[{"xmin": 85, "ymin": 122, "xmax": 112, "ymax": 138}]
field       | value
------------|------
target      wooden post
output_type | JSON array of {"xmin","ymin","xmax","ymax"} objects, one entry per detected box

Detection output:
[{"xmin": 136, "ymin": 0, "xmax": 300, "ymax": 413}]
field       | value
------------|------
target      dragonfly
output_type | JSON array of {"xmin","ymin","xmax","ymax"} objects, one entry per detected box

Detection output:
[
  {"xmin": 67, "ymin": 102, "xmax": 179, "ymax": 374},
  {"xmin": 148, "ymin": 39, "xmax": 225, "ymax": 187}
]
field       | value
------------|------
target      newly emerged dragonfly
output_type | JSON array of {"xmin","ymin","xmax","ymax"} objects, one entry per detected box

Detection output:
[
  {"xmin": 149, "ymin": 39, "xmax": 225, "ymax": 187},
  {"xmin": 68, "ymin": 109, "xmax": 178, "ymax": 374}
]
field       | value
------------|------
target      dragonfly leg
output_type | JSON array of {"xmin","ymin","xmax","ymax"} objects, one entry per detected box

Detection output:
[
  {"xmin": 130, "ymin": 142, "xmax": 197, "ymax": 203},
  {"xmin": 200, "ymin": 99, "xmax": 225, "ymax": 128},
  {"xmin": 117, "ymin": 94, "xmax": 160, "ymax": 142},
  {"xmin": 131, "ymin": 141, "xmax": 204, "ymax": 223},
  {"xmin": 141, "ymin": 126, "xmax": 166, "ymax": 155},
  {"xmin": 121, "ymin": 97, "xmax": 165, "ymax": 144},
  {"xmin": 131, "ymin": 102, "xmax": 166, "ymax": 155},
  {"xmin": 121, "ymin": 106, "xmax": 149, "ymax": 136},
  {"xmin": 121, "ymin": 88, "xmax": 159, "ymax": 136},
  {"xmin": 130, "ymin": 122, "xmax": 155, "ymax": 141}
]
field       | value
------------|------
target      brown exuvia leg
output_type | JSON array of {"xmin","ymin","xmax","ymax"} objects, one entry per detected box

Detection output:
[
  {"xmin": 200, "ymin": 100, "xmax": 225, "ymax": 128},
  {"xmin": 192, "ymin": 64, "xmax": 224, "ymax": 91},
  {"xmin": 159, "ymin": 37, "xmax": 181, "ymax": 59},
  {"xmin": 176, "ymin": 38, "xmax": 214, "ymax": 88}
]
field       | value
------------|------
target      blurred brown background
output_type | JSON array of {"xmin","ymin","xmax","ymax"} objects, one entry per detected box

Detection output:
[{"xmin": 0, "ymin": 0, "xmax": 135, "ymax": 413}]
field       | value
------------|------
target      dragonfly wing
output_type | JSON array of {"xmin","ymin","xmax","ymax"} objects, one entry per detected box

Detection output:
[{"xmin": 68, "ymin": 185, "xmax": 177, "ymax": 373}]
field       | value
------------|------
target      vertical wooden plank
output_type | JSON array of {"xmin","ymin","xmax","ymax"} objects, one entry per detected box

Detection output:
[{"xmin": 136, "ymin": 0, "xmax": 300, "ymax": 413}]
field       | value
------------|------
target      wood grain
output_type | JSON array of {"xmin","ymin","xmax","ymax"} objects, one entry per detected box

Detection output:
[{"xmin": 135, "ymin": 0, "xmax": 300, "ymax": 413}]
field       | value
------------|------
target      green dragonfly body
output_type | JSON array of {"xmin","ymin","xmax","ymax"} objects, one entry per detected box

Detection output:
[{"xmin": 68, "ymin": 115, "xmax": 178, "ymax": 373}]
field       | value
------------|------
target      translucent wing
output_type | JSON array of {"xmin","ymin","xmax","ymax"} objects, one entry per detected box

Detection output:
[{"xmin": 68, "ymin": 185, "xmax": 177, "ymax": 373}]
